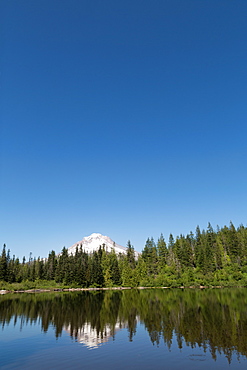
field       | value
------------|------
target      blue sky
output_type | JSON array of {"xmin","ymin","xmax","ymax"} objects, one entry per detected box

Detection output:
[{"xmin": 1, "ymin": 0, "xmax": 247, "ymax": 258}]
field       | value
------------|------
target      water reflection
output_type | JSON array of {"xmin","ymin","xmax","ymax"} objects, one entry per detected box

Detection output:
[
  {"xmin": 1, "ymin": 289, "xmax": 247, "ymax": 363},
  {"xmin": 64, "ymin": 322, "xmax": 126, "ymax": 349}
]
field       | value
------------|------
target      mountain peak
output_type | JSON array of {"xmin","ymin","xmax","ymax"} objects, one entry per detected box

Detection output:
[
  {"xmin": 89, "ymin": 233, "xmax": 102, "ymax": 237},
  {"xmin": 68, "ymin": 233, "xmax": 139, "ymax": 258}
]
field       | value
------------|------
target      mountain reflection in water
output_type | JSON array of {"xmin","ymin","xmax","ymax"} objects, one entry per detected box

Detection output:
[
  {"xmin": 64, "ymin": 321, "xmax": 127, "ymax": 349},
  {"xmin": 1, "ymin": 289, "xmax": 247, "ymax": 363}
]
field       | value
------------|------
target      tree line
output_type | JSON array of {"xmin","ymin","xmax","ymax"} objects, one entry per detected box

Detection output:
[{"xmin": 1, "ymin": 222, "xmax": 247, "ymax": 287}]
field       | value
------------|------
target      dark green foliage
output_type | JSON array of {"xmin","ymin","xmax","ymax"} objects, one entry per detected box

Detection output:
[
  {"xmin": 90, "ymin": 250, "xmax": 104, "ymax": 287},
  {"xmin": 45, "ymin": 251, "xmax": 57, "ymax": 280},
  {"xmin": 126, "ymin": 240, "xmax": 136, "ymax": 269},
  {"xmin": 55, "ymin": 247, "xmax": 69, "ymax": 283},
  {"xmin": 2, "ymin": 222, "xmax": 247, "ymax": 288},
  {"xmin": 142, "ymin": 237, "xmax": 158, "ymax": 276},
  {"xmin": 157, "ymin": 234, "xmax": 168, "ymax": 268},
  {"xmin": 0, "ymin": 244, "xmax": 7, "ymax": 281}
]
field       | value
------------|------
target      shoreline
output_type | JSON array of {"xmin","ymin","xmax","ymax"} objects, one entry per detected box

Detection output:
[{"xmin": 0, "ymin": 285, "xmax": 242, "ymax": 295}]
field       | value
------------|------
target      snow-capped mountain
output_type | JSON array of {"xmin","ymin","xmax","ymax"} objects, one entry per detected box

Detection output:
[{"xmin": 68, "ymin": 233, "xmax": 139, "ymax": 258}]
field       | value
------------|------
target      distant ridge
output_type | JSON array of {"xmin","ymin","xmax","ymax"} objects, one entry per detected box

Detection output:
[{"xmin": 68, "ymin": 233, "xmax": 139, "ymax": 259}]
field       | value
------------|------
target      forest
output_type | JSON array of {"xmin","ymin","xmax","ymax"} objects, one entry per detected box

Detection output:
[{"xmin": 1, "ymin": 222, "xmax": 247, "ymax": 289}]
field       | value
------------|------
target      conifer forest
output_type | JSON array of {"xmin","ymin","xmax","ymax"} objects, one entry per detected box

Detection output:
[{"xmin": 1, "ymin": 222, "xmax": 247, "ymax": 289}]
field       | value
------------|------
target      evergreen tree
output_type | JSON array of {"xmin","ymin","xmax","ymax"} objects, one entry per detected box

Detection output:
[
  {"xmin": 46, "ymin": 251, "xmax": 57, "ymax": 280},
  {"xmin": 142, "ymin": 238, "xmax": 158, "ymax": 276},
  {"xmin": 55, "ymin": 247, "xmax": 69, "ymax": 283},
  {"xmin": 14, "ymin": 257, "xmax": 22, "ymax": 282},
  {"xmin": 157, "ymin": 233, "xmax": 168, "ymax": 269},
  {"xmin": 181, "ymin": 235, "xmax": 193, "ymax": 269},
  {"xmin": 228, "ymin": 221, "xmax": 240, "ymax": 264},
  {"xmin": 136, "ymin": 256, "xmax": 147, "ymax": 285},
  {"xmin": 237, "ymin": 224, "xmax": 247, "ymax": 266},
  {"xmin": 7, "ymin": 254, "xmax": 15, "ymax": 283},
  {"xmin": 30, "ymin": 258, "xmax": 36, "ymax": 281},
  {"xmin": 0, "ymin": 244, "xmax": 7, "ymax": 281},
  {"xmin": 127, "ymin": 240, "xmax": 136, "ymax": 269},
  {"xmin": 166, "ymin": 234, "xmax": 176, "ymax": 267},
  {"xmin": 111, "ymin": 256, "xmax": 121, "ymax": 285},
  {"xmin": 121, "ymin": 258, "xmax": 138, "ymax": 287},
  {"xmin": 215, "ymin": 234, "xmax": 224, "ymax": 269},
  {"xmin": 35, "ymin": 257, "xmax": 44, "ymax": 280},
  {"xmin": 90, "ymin": 251, "xmax": 104, "ymax": 287}
]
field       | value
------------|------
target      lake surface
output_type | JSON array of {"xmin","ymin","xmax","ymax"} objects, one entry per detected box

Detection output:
[{"xmin": 1, "ymin": 288, "xmax": 247, "ymax": 369}]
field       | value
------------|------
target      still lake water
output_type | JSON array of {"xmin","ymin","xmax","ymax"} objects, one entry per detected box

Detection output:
[{"xmin": 1, "ymin": 288, "xmax": 247, "ymax": 369}]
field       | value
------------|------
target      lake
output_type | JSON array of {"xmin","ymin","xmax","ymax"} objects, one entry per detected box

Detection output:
[{"xmin": 1, "ymin": 288, "xmax": 247, "ymax": 369}]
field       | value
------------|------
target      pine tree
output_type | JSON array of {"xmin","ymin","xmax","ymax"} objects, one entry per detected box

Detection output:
[
  {"xmin": 215, "ymin": 234, "xmax": 224, "ymax": 269},
  {"xmin": 157, "ymin": 233, "xmax": 168, "ymax": 269},
  {"xmin": 127, "ymin": 240, "xmax": 136, "ymax": 269},
  {"xmin": 228, "ymin": 221, "xmax": 240, "ymax": 264},
  {"xmin": 46, "ymin": 251, "xmax": 57, "ymax": 280},
  {"xmin": 111, "ymin": 252, "xmax": 121, "ymax": 285},
  {"xmin": 142, "ymin": 237, "xmax": 158, "ymax": 276},
  {"xmin": 167, "ymin": 234, "xmax": 176, "ymax": 267},
  {"xmin": 237, "ymin": 224, "xmax": 247, "ymax": 266},
  {"xmin": 90, "ymin": 251, "xmax": 104, "ymax": 287},
  {"xmin": 35, "ymin": 257, "xmax": 44, "ymax": 280},
  {"xmin": 55, "ymin": 247, "xmax": 69, "ymax": 283},
  {"xmin": 14, "ymin": 257, "xmax": 21, "ymax": 282},
  {"xmin": 0, "ymin": 245, "xmax": 8, "ymax": 281},
  {"xmin": 121, "ymin": 258, "xmax": 138, "ymax": 287},
  {"xmin": 136, "ymin": 256, "xmax": 147, "ymax": 285},
  {"xmin": 7, "ymin": 254, "xmax": 15, "ymax": 283}
]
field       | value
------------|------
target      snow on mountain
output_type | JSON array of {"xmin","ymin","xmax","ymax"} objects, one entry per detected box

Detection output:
[{"xmin": 68, "ymin": 233, "xmax": 139, "ymax": 259}]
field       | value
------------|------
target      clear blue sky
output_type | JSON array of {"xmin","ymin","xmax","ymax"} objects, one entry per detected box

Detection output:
[{"xmin": 1, "ymin": 0, "xmax": 247, "ymax": 258}]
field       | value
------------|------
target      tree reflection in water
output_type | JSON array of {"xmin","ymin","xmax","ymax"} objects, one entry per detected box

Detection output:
[{"xmin": 1, "ymin": 288, "xmax": 247, "ymax": 363}]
